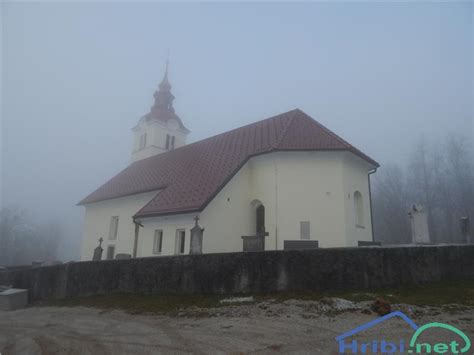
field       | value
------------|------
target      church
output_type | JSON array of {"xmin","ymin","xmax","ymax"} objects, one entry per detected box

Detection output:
[{"xmin": 79, "ymin": 65, "xmax": 379, "ymax": 261}]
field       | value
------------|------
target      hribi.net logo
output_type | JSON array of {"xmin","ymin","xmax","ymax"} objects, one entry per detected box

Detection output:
[{"xmin": 335, "ymin": 311, "xmax": 471, "ymax": 354}]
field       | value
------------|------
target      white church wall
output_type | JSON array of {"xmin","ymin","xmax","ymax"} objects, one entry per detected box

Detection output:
[
  {"xmin": 199, "ymin": 164, "xmax": 254, "ymax": 253},
  {"xmin": 81, "ymin": 151, "xmax": 376, "ymax": 261},
  {"xmin": 341, "ymin": 153, "xmax": 375, "ymax": 246},
  {"xmin": 246, "ymin": 154, "xmax": 278, "ymax": 249},
  {"xmin": 80, "ymin": 191, "xmax": 160, "ymax": 260},
  {"xmin": 241, "ymin": 151, "xmax": 374, "ymax": 249},
  {"xmin": 138, "ymin": 213, "xmax": 195, "ymax": 256},
  {"xmin": 269, "ymin": 151, "xmax": 348, "ymax": 248},
  {"xmin": 140, "ymin": 164, "xmax": 254, "ymax": 255},
  {"xmin": 194, "ymin": 151, "xmax": 359, "ymax": 252}
]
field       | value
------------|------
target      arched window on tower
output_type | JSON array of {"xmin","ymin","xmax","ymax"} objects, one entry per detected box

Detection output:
[
  {"xmin": 171, "ymin": 136, "xmax": 175, "ymax": 149},
  {"xmin": 166, "ymin": 134, "xmax": 170, "ymax": 149},
  {"xmin": 139, "ymin": 133, "xmax": 147, "ymax": 149},
  {"xmin": 354, "ymin": 191, "xmax": 364, "ymax": 228}
]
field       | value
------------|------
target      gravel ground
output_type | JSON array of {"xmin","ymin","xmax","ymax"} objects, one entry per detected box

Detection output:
[{"xmin": 0, "ymin": 299, "xmax": 473, "ymax": 354}]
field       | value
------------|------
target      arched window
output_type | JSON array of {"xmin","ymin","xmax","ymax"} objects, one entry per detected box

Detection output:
[
  {"xmin": 250, "ymin": 199, "xmax": 265, "ymax": 236},
  {"xmin": 256, "ymin": 204, "xmax": 265, "ymax": 235},
  {"xmin": 354, "ymin": 191, "xmax": 364, "ymax": 227}
]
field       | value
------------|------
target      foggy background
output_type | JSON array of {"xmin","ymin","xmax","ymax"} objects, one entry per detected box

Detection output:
[{"xmin": 1, "ymin": 2, "xmax": 473, "ymax": 264}]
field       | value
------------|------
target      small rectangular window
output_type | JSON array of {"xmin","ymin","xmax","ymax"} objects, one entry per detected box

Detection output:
[
  {"xmin": 153, "ymin": 230, "xmax": 163, "ymax": 254},
  {"xmin": 106, "ymin": 245, "xmax": 115, "ymax": 260},
  {"xmin": 175, "ymin": 229, "xmax": 186, "ymax": 254},
  {"xmin": 171, "ymin": 136, "xmax": 175, "ymax": 149},
  {"xmin": 300, "ymin": 221, "xmax": 310, "ymax": 240},
  {"xmin": 109, "ymin": 216, "xmax": 119, "ymax": 240},
  {"xmin": 166, "ymin": 134, "xmax": 170, "ymax": 149}
]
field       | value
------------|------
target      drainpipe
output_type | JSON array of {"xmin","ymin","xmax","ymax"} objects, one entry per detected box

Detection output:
[
  {"xmin": 274, "ymin": 156, "xmax": 279, "ymax": 250},
  {"xmin": 368, "ymin": 168, "xmax": 377, "ymax": 242},
  {"xmin": 132, "ymin": 218, "xmax": 143, "ymax": 258}
]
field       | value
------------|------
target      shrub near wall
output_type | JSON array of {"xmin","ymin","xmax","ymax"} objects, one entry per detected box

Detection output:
[{"xmin": 0, "ymin": 245, "xmax": 473, "ymax": 301}]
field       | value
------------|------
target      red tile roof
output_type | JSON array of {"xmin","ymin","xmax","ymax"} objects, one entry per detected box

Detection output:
[{"xmin": 79, "ymin": 109, "xmax": 379, "ymax": 218}]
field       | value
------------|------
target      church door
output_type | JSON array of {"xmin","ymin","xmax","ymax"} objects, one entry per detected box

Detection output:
[{"xmin": 241, "ymin": 204, "xmax": 267, "ymax": 252}]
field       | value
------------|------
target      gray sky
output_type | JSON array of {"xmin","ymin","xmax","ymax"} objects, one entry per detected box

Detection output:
[{"xmin": 2, "ymin": 2, "xmax": 473, "ymax": 259}]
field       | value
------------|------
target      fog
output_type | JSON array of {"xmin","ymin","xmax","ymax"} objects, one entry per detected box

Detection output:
[{"xmin": 1, "ymin": 2, "xmax": 472, "ymax": 263}]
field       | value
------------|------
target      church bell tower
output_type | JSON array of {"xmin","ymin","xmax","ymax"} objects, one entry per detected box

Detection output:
[{"xmin": 131, "ymin": 61, "xmax": 190, "ymax": 162}]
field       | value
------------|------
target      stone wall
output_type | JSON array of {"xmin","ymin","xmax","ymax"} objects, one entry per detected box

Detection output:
[{"xmin": 0, "ymin": 245, "xmax": 473, "ymax": 301}]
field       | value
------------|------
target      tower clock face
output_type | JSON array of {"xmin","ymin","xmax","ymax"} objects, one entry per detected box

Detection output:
[{"xmin": 168, "ymin": 119, "xmax": 179, "ymax": 129}]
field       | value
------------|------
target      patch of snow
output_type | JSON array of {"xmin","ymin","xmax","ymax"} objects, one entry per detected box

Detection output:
[
  {"xmin": 320, "ymin": 298, "xmax": 360, "ymax": 312},
  {"xmin": 220, "ymin": 296, "xmax": 255, "ymax": 304}
]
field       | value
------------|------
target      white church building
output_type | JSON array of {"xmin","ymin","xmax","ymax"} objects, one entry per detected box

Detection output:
[{"xmin": 79, "ymin": 66, "xmax": 379, "ymax": 261}]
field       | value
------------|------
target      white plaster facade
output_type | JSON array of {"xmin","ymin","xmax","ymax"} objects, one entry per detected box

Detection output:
[
  {"xmin": 81, "ymin": 191, "xmax": 160, "ymax": 260},
  {"xmin": 81, "ymin": 151, "xmax": 375, "ymax": 260},
  {"xmin": 131, "ymin": 117, "xmax": 188, "ymax": 162}
]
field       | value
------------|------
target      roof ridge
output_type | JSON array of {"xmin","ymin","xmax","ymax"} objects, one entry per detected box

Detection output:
[
  {"xmin": 131, "ymin": 109, "xmax": 302, "ymax": 165},
  {"xmin": 273, "ymin": 109, "xmax": 300, "ymax": 150},
  {"xmin": 299, "ymin": 110, "xmax": 379, "ymax": 166},
  {"xmin": 297, "ymin": 110, "xmax": 352, "ymax": 148},
  {"xmin": 133, "ymin": 190, "xmax": 163, "ymax": 219}
]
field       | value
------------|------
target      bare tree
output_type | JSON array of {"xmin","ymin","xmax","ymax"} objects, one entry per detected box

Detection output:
[
  {"xmin": 372, "ymin": 164, "xmax": 411, "ymax": 244},
  {"xmin": 372, "ymin": 133, "xmax": 474, "ymax": 244},
  {"xmin": 0, "ymin": 207, "xmax": 28, "ymax": 265},
  {"xmin": 0, "ymin": 207, "xmax": 62, "ymax": 266}
]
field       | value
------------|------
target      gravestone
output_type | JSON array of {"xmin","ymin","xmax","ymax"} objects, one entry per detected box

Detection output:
[
  {"xmin": 460, "ymin": 217, "xmax": 471, "ymax": 244},
  {"xmin": 284, "ymin": 240, "xmax": 319, "ymax": 250},
  {"xmin": 408, "ymin": 204, "xmax": 430, "ymax": 244},
  {"xmin": 115, "ymin": 253, "xmax": 131, "ymax": 260},
  {"xmin": 190, "ymin": 216, "xmax": 204, "ymax": 254},
  {"xmin": 241, "ymin": 235, "xmax": 265, "ymax": 251},
  {"xmin": 93, "ymin": 237, "xmax": 104, "ymax": 261},
  {"xmin": 358, "ymin": 241, "xmax": 382, "ymax": 247}
]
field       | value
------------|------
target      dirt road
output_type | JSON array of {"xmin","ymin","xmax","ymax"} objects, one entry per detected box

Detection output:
[{"xmin": 0, "ymin": 300, "xmax": 473, "ymax": 354}]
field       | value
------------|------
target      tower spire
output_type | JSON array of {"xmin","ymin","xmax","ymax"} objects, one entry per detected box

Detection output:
[
  {"xmin": 165, "ymin": 50, "xmax": 169, "ymax": 77},
  {"xmin": 152, "ymin": 58, "xmax": 174, "ymax": 113},
  {"xmin": 131, "ymin": 56, "xmax": 190, "ymax": 162}
]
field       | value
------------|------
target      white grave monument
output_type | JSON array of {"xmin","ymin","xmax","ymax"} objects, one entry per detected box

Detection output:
[{"xmin": 408, "ymin": 204, "xmax": 431, "ymax": 244}]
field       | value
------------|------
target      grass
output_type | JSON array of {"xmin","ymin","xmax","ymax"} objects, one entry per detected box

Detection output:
[
  {"xmin": 43, "ymin": 293, "xmax": 223, "ymax": 315},
  {"xmin": 40, "ymin": 280, "xmax": 474, "ymax": 314},
  {"xmin": 255, "ymin": 280, "xmax": 474, "ymax": 307}
]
